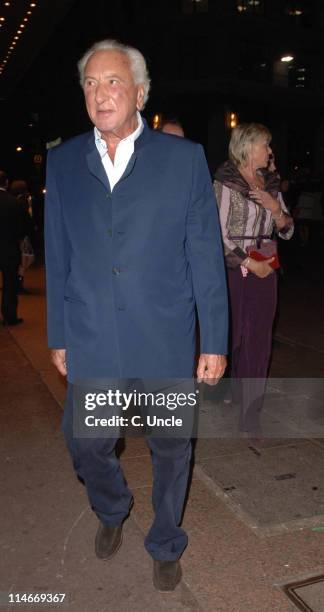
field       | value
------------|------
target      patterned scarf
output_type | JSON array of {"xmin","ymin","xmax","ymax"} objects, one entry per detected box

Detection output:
[{"xmin": 214, "ymin": 160, "xmax": 280, "ymax": 204}]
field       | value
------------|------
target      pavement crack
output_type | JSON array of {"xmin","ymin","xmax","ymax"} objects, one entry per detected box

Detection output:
[{"xmin": 58, "ymin": 505, "xmax": 89, "ymax": 576}]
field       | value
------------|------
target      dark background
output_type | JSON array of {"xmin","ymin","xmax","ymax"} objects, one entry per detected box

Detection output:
[{"xmin": 0, "ymin": 0, "xmax": 323, "ymax": 194}]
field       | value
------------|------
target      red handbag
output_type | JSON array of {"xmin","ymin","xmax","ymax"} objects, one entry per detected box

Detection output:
[{"xmin": 247, "ymin": 240, "xmax": 280, "ymax": 270}]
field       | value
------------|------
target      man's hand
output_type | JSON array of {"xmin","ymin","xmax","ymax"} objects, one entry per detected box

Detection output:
[
  {"xmin": 51, "ymin": 348, "xmax": 67, "ymax": 376},
  {"xmin": 197, "ymin": 354, "xmax": 227, "ymax": 385}
]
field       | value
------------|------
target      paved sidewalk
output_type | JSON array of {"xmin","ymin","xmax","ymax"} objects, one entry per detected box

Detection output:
[{"xmin": 1, "ymin": 265, "xmax": 324, "ymax": 611}]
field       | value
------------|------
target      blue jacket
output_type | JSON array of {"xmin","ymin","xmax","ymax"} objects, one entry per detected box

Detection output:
[{"xmin": 45, "ymin": 121, "xmax": 228, "ymax": 381}]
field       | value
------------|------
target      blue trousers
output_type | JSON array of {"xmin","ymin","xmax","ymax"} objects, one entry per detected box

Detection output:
[{"xmin": 62, "ymin": 385, "xmax": 192, "ymax": 561}]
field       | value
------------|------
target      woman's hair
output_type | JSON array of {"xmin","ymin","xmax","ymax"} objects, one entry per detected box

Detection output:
[
  {"xmin": 229, "ymin": 123, "xmax": 271, "ymax": 166},
  {"xmin": 77, "ymin": 39, "xmax": 151, "ymax": 108}
]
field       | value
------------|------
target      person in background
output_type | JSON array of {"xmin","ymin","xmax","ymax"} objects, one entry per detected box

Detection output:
[
  {"xmin": 0, "ymin": 171, "xmax": 25, "ymax": 325},
  {"xmin": 280, "ymin": 178, "xmax": 294, "ymax": 212},
  {"xmin": 214, "ymin": 123, "xmax": 294, "ymax": 436},
  {"xmin": 10, "ymin": 180, "xmax": 35, "ymax": 294},
  {"xmin": 161, "ymin": 117, "xmax": 185, "ymax": 138}
]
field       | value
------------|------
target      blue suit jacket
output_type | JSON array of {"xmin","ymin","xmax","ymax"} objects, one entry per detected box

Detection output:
[{"xmin": 45, "ymin": 121, "xmax": 228, "ymax": 381}]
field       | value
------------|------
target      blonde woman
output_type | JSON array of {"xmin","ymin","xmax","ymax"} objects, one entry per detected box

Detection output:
[{"xmin": 214, "ymin": 123, "xmax": 293, "ymax": 435}]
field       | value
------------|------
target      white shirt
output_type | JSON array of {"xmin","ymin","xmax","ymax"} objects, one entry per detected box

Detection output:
[{"xmin": 94, "ymin": 111, "xmax": 144, "ymax": 191}]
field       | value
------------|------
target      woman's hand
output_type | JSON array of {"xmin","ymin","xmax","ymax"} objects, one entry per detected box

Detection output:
[
  {"xmin": 249, "ymin": 189, "xmax": 281, "ymax": 215},
  {"xmin": 246, "ymin": 257, "xmax": 275, "ymax": 278}
]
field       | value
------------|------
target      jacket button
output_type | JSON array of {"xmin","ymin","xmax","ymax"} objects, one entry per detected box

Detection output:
[{"xmin": 112, "ymin": 267, "xmax": 120, "ymax": 275}]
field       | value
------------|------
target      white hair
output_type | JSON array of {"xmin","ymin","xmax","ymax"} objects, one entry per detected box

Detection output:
[{"xmin": 77, "ymin": 39, "xmax": 151, "ymax": 107}]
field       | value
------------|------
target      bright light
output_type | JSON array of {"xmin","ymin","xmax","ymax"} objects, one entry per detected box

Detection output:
[
  {"xmin": 227, "ymin": 111, "xmax": 238, "ymax": 129},
  {"xmin": 230, "ymin": 113, "xmax": 238, "ymax": 128},
  {"xmin": 4, "ymin": 2, "xmax": 10, "ymax": 5},
  {"xmin": 152, "ymin": 113, "xmax": 162, "ymax": 130},
  {"xmin": 17, "ymin": 30, "xmax": 22, "ymax": 34},
  {"xmin": 20, "ymin": 24, "xmax": 25, "ymax": 28},
  {"xmin": 281, "ymin": 55, "xmax": 294, "ymax": 63},
  {"xmin": 237, "ymin": 5, "xmax": 247, "ymax": 12},
  {"xmin": 30, "ymin": 2, "xmax": 36, "ymax": 6},
  {"xmin": 24, "ymin": 18, "xmax": 28, "ymax": 21},
  {"xmin": 16, "ymin": 146, "xmax": 23, "ymax": 152},
  {"xmin": 14, "ymin": 36, "xmax": 19, "ymax": 39},
  {"xmin": 42, "ymin": 188, "xmax": 46, "ymax": 194},
  {"xmin": 0, "ymin": 17, "xmax": 5, "ymax": 21}
]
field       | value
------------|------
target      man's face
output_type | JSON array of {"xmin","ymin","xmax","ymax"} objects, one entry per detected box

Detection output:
[{"xmin": 83, "ymin": 50, "xmax": 144, "ymax": 138}]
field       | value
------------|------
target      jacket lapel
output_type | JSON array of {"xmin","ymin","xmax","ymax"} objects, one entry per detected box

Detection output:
[
  {"xmin": 84, "ymin": 121, "xmax": 153, "ymax": 191},
  {"xmin": 117, "ymin": 121, "xmax": 152, "ymax": 183},
  {"xmin": 85, "ymin": 134, "xmax": 111, "ymax": 192}
]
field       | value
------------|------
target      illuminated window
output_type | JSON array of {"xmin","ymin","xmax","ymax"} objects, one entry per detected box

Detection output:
[
  {"xmin": 182, "ymin": 0, "xmax": 208, "ymax": 15},
  {"xmin": 236, "ymin": 0, "xmax": 264, "ymax": 15},
  {"xmin": 286, "ymin": 1, "xmax": 304, "ymax": 16},
  {"xmin": 285, "ymin": 1, "xmax": 314, "ymax": 26},
  {"xmin": 290, "ymin": 64, "xmax": 310, "ymax": 89}
]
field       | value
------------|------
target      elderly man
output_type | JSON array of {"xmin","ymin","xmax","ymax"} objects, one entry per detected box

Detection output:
[{"xmin": 45, "ymin": 39, "xmax": 228, "ymax": 592}]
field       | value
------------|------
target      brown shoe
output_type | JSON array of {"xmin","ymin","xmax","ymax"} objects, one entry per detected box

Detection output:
[
  {"xmin": 153, "ymin": 560, "xmax": 182, "ymax": 592},
  {"xmin": 95, "ymin": 523, "xmax": 123, "ymax": 560}
]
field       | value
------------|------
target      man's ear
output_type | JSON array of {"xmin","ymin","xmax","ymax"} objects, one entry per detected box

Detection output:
[{"xmin": 136, "ymin": 85, "xmax": 145, "ymax": 111}]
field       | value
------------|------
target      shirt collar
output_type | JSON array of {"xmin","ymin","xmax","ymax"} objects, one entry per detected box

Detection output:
[{"xmin": 94, "ymin": 111, "xmax": 144, "ymax": 155}]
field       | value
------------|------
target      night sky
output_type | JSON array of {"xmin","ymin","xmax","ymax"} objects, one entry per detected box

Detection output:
[{"xmin": 0, "ymin": 0, "xmax": 323, "ymax": 186}]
